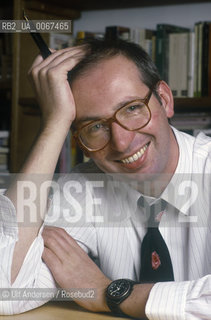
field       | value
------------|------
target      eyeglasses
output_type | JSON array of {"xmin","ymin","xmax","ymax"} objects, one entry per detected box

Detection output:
[{"xmin": 73, "ymin": 88, "xmax": 153, "ymax": 152}]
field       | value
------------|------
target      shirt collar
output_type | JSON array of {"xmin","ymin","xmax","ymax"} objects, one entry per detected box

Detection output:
[
  {"xmin": 123, "ymin": 127, "xmax": 195, "ymax": 217},
  {"xmin": 161, "ymin": 127, "xmax": 195, "ymax": 215}
]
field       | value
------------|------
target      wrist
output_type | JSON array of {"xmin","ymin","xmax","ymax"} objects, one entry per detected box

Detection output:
[
  {"xmin": 41, "ymin": 116, "xmax": 72, "ymax": 133},
  {"xmin": 105, "ymin": 279, "xmax": 137, "ymax": 316},
  {"xmin": 78, "ymin": 279, "xmax": 111, "ymax": 313},
  {"xmin": 120, "ymin": 283, "xmax": 154, "ymax": 319}
]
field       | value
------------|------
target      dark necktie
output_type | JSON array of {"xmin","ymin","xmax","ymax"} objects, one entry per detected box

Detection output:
[{"xmin": 139, "ymin": 197, "xmax": 174, "ymax": 282}]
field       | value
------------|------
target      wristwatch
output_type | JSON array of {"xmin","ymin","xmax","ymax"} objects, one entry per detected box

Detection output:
[{"xmin": 105, "ymin": 279, "xmax": 136, "ymax": 316}]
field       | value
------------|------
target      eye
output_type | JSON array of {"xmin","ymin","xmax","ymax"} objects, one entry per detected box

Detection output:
[
  {"xmin": 128, "ymin": 105, "xmax": 138, "ymax": 111},
  {"xmin": 89, "ymin": 123, "xmax": 103, "ymax": 132},
  {"xmin": 86, "ymin": 121, "xmax": 108, "ymax": 136},
  {"xmin": 125, "ymin": 103, "xmax": 144, "ymax": 113}
]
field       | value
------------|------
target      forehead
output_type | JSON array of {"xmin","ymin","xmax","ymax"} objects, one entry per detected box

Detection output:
[{"xmin": 71, "ymin": 55, "xmax": 148, "ymax": 121}]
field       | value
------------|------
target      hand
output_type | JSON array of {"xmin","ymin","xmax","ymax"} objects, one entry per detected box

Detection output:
[
  {"xmin": 42, "ymin": 227, "xmax": 111, "ymax": 312},
  {"xmin": 28, "ymin": 46, "xmax": 87, "ymax": 129}
]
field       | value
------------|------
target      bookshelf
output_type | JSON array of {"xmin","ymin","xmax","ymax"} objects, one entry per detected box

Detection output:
[
  {"xmin": 1, "ymin": 0, "xmax": 211, "ymax": 172},
  {"xmin": 9, "ymin": 0, "xmax": 78, "ymax": 172},
  {"xmin": 174, "ymin": 97, "xmax": 211, "ymax": 113},
  {"xmin": 0, "ymin": 3, "xmax": 12, "ymax": 173},
  {"xmin": 19, "ymin": 0, "xmax": 211, "ymax": 11}
]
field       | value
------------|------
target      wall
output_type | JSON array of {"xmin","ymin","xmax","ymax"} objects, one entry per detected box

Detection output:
[{"xmin": 74, "ymin": 2, "xmax": 211, "ymax": 34}]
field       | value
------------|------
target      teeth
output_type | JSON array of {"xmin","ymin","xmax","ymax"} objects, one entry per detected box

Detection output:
[{"xmin": 121, "ymin": 144, "xmax": 148, "ymax": 164}]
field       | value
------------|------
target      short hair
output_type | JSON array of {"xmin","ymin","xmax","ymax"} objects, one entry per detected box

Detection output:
[{"xmin": 69, "ymin": 38, "xmax": 161, "ymax": 102}]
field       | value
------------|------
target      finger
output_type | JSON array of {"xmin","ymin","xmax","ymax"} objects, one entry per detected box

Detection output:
[
  {"xmin": 42, "ymin": 227, "xmax": 77, "ymax": 259},
  {"xmin": 29, "ymin": 49, "xmax": 86, "ymax": 86},
  {"xmin": 39, "ymin": 55, "xmax": 84, "ymax": 82},
  {"xmin": 42, "ymin": 246, "xmax": 62, "ymax": 270},
  {"xmin": 30, "ymin": 45, "xmax": 87, "ymax": 71},
  {"xmin": 41, "ymin": 50, "xmax": 86, "ymax": 70},
  {"xmin": 43, "ymin": 227, "xmax": 81, "ymax": 251}
]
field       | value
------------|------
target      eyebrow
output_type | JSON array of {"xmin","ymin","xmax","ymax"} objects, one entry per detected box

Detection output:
[{"xmin": 76, "ymin": 95, "xmax": 146, "ymax": 123}]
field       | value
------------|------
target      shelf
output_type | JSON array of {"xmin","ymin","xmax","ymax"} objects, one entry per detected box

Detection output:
[
  {"xmin": 39, "ymin": 0, "xmax": 211, "ymax": 11},
  {"xmin": 4, "ymin": 0, "xmax": 209, "ymax": 11},
  {"xmin": 19, "ymin": 98, "xmax": 41, "ymax": 116},
  {"xmin": 174, "ymin": 97, "xmax": 211, "ymax": 113},
  {"xmin": 0, "ymin": 80, "xmax": 11, "ymax": 90}
]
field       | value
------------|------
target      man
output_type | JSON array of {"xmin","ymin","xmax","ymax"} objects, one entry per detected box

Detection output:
[{"xmin": 0, "ymin": 39, "xmax": 210, "ymax": 318}]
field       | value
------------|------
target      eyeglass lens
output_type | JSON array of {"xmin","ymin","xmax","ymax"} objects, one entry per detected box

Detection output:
[{"xmin": 79, "ymin": 100, "xmax": 151, "ymax": 150}]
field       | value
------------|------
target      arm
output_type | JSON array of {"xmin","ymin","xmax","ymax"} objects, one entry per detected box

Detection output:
[
  {"xmin": 42, "ymin": 227, "xmax": 211, "ymax": 320},
  {"xmin": 42, "ymin": 227, "xmax": 153, "ymax": 318},
  {"xmin": 4, "ymin": 46, "xmax": 86, "ymax": 284}
]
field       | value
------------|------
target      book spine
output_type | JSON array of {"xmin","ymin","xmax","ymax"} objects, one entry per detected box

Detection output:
[
  {"xmin": 194, "ymin": 23, "xmax": 199, "ymax": 97},
  {"xmin": 178, "ymin": 33, "xmax": 189, "ymax": 97},
  {"xmin": 188, "ymin": 32, "xmax": 195, "ymax": 97},
  {"xmin": 151, "ymin": 34, "xmax": 157, "ymax": 63},
  {"xmin": 169, "ymin": 33, "xmax": 179, "ymax": 96},
  {"xmin": 156, "ymin": 24, "xmax": 190, "ymax": 82},
  {"xmin": 208, "ymin": 23, "xmax": 211, "ymax": 96},
  {"xmin": 130, "ymin": 28, "xmax": 139, "ymax": 45},
  {"xmin": 201, "ymin": 22, "xmax": 209, "ymax": 96},
  {"xmin": 105, "ymin": 26, "xmax": 130, "ymax": 41},
  {"xmin": 156, "ymin": 25, "xmax": 166, "ymax": 80},
  {"xmin": 198, "ymin": 22, "xmax": 204, "ymax": 97}
]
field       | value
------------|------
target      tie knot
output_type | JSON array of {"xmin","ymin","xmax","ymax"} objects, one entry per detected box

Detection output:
[{"xmin": 138, "ymin": 197, "xmax": 167, "ymax": 227}]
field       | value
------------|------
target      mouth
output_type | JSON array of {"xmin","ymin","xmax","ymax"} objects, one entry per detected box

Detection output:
[{"xmin": 120, "ymin": 142, "xmax": 150, "ymax": 164}]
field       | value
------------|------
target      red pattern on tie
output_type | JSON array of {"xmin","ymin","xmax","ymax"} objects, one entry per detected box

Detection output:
[{"xmin": 151, "ymin": 251, "xmax": 161, "ymax": 270}]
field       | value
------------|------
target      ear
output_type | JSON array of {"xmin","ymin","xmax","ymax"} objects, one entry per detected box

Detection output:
[{"xmin": 157, "ymin": 80, "xmax": 174, "ymax": 119}]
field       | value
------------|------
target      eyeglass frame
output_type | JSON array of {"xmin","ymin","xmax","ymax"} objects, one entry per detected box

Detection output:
[{"xmin": 72, "ymin": 86, "xmax": 156, "ymax": 152}]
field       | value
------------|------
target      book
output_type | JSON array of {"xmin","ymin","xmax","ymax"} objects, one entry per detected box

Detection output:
[
  {"xmin": 169, "ymin": 33, "xmax": 179, "ymax": 96},
  {"xmin": 178, "ymin": 33, "xmax": 189, "ymax": 97},
  {"xmin": 194, "ymin": 22, "xmax": 200, "ymax": 97},
  {"xmin": 194, "ymin": 21, "xmax": 211, "ymax": 97},
  {"xmin": 0, "ymin": 146, "xmax": 9, "ymax": 153},
  {"xmin": 197, "ymin": 22, "xmax": 203, "ymax": 97},
  {"xmin": 201, "ymin": 21, "xmax": 211, "ymax": 96},
  {"xmin": 130, "ymin": 28, "xmax": 155, "ymax": 59},
  {"xmin": 0, "ymin": 153, "xmax": 7, "ymax": 165},
  {"xmin": 209, "ymin": 23, "xmax": 211, "ymax": 96},
  {"xmin": 188, "ymin": 32, "xmax": 195, "ymax": 97},
  {"xmin": 0, "ymin": 130, "xmax": 9, "ymax": 138},
  {"xmin": 0, "ymin": 130, "xmax": 9, "ymax": 147},
  {"xmin": 76, "ymin": 31, "xmax": 104, "ymax": 44},
  {"xmin": 105, "ymin": 26, "xmax": 130, "ymax": 41},
  {"xmin": 130, "ymin": 28, "xmax": 140, "ymax": 45},
  {"xmin": 156, "ymin": 24, "xmax": 190, "ymax": 82},
  {"xmin": 169, "ymin": 32, "xmax": 189, "ymax": 97},
  {"xmin": 49, "ymin": 33, "xmax": 74, "ymax": 50}
]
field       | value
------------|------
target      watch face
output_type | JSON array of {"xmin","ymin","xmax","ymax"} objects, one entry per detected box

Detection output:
[{"xmin": 107, "ymin": 279, "xmax": 130, "ymax": 300}]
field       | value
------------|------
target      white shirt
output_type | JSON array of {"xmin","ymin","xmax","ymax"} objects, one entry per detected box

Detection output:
[{"xmin": 0, "ymin": 127, "xmax": 210, "ymax": 318}]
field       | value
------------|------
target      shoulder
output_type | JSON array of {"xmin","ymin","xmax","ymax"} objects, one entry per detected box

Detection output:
[
  {"xmin": 56, "ymin": 159, "xmax": 106, "ymax": 190},
  {"xmin": 193, "ymin": 131, "xmax": 211, "ymax": 156},
  {"xmin": 173, "ymin": 127, "xmax": 210, "ymax": 171},
  {"xmin": 193, "ymin": 131, "xmax": 211, "ymax": 174}
]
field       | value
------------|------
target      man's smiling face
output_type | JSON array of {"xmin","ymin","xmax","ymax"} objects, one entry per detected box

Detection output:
[{"xmin": 72, "ymin": 55, "xmax": 179, "ymax": 183}]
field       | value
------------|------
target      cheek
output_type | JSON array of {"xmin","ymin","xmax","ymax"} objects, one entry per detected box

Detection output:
[
  {"xmin": 144, "ymin": 109, "xmax": 161, "ymax": 134},
  {"xmin": 147, "ymin": 107, "xmax": 169, "ymax": 134},
  {"xmin": 88, "ymin": 149, "xmax": 108, "ymax": 163}
]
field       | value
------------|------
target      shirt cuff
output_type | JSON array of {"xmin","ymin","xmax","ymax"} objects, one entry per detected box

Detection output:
[
  {"xmin": 145, "ymin": 280, "xmax": 190, "ymax": 320},
  {"xmin": 0, "ymin": 194, "xmax": 18, "ymax": 240}
]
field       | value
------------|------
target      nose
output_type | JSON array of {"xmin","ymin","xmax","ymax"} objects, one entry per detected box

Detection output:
[{"xmin": 110, "ymin": 122, "xmax": 135, "ymax": 152}]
